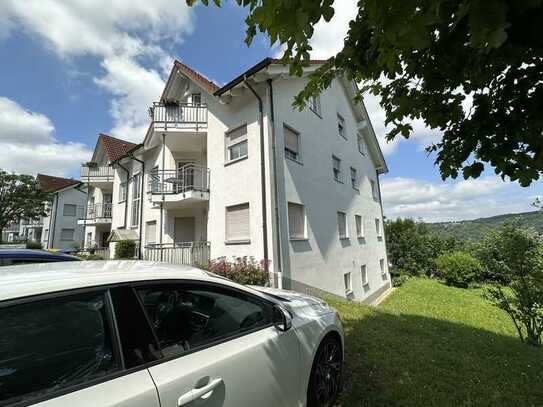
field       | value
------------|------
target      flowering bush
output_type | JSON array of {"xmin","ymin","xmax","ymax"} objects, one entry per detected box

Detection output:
[{"xmin": 198, "ymin": 257, "xmax": 270, "ymax": 286}]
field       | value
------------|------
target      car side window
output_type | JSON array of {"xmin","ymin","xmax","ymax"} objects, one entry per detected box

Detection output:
[
  {"xmin": 0, "ymin": 292, "xmax": 119, "ymax": 405},
  {"xmin": 110, "ymin": 286, "xmax": 162, "ymax": 368},
  {"xmin": 136, "ymin": 284, "xmax": 273, "ymax": 357}
]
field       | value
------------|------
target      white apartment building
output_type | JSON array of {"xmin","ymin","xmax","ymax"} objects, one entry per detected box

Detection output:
[{"xmin": 82, "ymin": 58, "xmax": 390, "ymax": 303}]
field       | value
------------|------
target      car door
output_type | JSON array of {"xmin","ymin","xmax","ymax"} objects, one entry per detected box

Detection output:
[
  {"xmin": 135, "ymin": 282, "xmax": 301, "ymax": 407},
  {"xmin": 0, "ymin": 289, "xmax": 160, "ymax": 407}
]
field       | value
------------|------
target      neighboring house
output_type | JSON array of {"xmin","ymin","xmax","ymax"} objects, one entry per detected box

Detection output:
[
  {"xmin": 36, "ymin": 174, "xmax": 87, "ymax": 250},
  {"xmin": 2, "ymin": 221, "xmax": 24, "ymax": 243},
  {"xmin": 83, "ymin": 57, "xmax": 390, "ymax": 302},
  {"xmin": 78, "ymin": 134, "xmax": 138, "ymax": 250}
]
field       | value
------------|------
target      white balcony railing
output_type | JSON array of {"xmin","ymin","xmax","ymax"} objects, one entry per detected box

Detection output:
[
  {"xmin": 143, "ymin": 242, "xmax": 210, "ymax": 266},
  {"xmin": 81, "ymin": 165, "xmax": 114, "ymax": 179},
  {"xmin": 148, "ymin": 164, "xmax": 210, "ymax": 195},
  {"xmin": 22, "ymin": 219, "xmax": 43, "ymax": 227},
  {"xmin": 149, "ymin": 102, "xmax": 208, "ymax": 130},
  {"xmin": 79, "ymin": 203, "xmax": 113, "ymax": 220}
]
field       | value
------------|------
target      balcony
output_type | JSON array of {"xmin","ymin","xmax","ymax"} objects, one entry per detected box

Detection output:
[
  {"xmin": 149, "ymin": 102, "xmax": 208, "ymax": 132},
  {"xmin": 148, "ymin": 164, "xmax": 210, "ymax": 207},
  {"xmin": 22, "ymin": 219, "xmax": 43, "ymax": 228},
  {"xmin": 143, "ymin": 242, "xmax": 210, "ymax": 266},
  {"xmin": 77, "ymin": 203, "xmax": 113, "ymax": 226},
  {"xmin": 81, "ymin": 164, "xmax": 114, "ymax": 186},
  {"xmin": 5, "ymin": 223, "xmax": 20, "ymax": 233}
]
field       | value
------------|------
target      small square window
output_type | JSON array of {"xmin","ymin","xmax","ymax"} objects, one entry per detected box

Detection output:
[
  {"xmin": 361, "ymin": 265, "xmax": 368, "ymax": 286},
  {"xmin": 338, "ymin": 211, "xmax": 348, "ymax": 239},
  {"xmin": 192, "ymin": 93, "xmax": 201, "ymax": 105},
  {"xmin": 338, "ymin": 114, "xmax": 346, "ymax": 139},
  {"xmin": 63, "ymin": 204, "xmax": 77, "ymax": 217},
  {"xmin": 344, "ymin": 272, "xmax": 352, "ymax": 294},
  {"xmin": 332, "ymin": 156, "xmax": 342, "ymax": 182},
  {"xmin": 60, "ymin": 228, "xmax": 74, "ymax": 241},
  {"xmin": 355, "ymin": 215, "xmax": 364, "ymax": 238},
  {"xmin": 350, "ymin": 167, "xmax": 358, "ymax": 190}
]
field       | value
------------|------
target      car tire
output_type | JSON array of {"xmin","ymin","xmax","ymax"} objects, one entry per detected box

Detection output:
[{"xmin": 307, "ymin": 334, "xmax": 343, "ymax": 407}]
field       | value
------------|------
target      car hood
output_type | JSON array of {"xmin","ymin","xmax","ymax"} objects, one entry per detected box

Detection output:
[{"xmin": 250, "ymin": 286, "xmax": 335, "ymax": 317}]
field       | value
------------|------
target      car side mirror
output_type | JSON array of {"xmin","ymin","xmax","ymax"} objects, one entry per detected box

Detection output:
[{"xmin": 273, "ymin": 305, "xmax": 292, "ymax": 332}]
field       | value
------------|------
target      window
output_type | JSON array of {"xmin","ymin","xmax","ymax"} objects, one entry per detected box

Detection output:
[
  {"xmin": 355, "ymin": 215, "xmax": 364, "ymax": 238},
  {"xmin": 357, "ymin": 132, "xmax": 366, "ymax": 155},
  {"xmin": 119, "ymin": 180, "xmax": 127, "ymax": 202},
  {"xmin": 132, "ymin": 173, "xmax": 141, "ymax": 227},
  {"xmin": 86, "ymin": 232, "xmax": 92, "ymax": 246},
  {"xmin": 350, "ymin": 167, "xmax": 358, "ymax": 190},
  {"xmin": 225, "ymin": 124, "xmax": 248, "ymax": 163},
  {"xmin": 226, "ymin": 203, "xmax": 250, "ymax": 243},
  {"xmin": 338, "ymin": 114, "xmax": 346, "ymax": 139},
  {"xmin": 337, "ymin": 211, "xmax": 348, "ymax": 239},
  {"xmin": 284, "ymin": 125, "xmax": 301, "ymax": 162},
  {"xmin": 60, "ymin": 228, "xmax": 74, "ymax": 241},
  {"xmin": 309, "ymin": 95, "xmax": 321, "ymax": 116},
  {"xmin": 371, "ymin": 180, "xmax": 379, "ymax": 200},
  {"xmin": 288, "ymin": 202, "xmax": 306, "ymax": 240},
  {"xmin": 110, "ymin": 286, "xmax": 161, "ymax": 368},
  {"xmin": 344, "ymin": 272, "xmax": 352, "ymax": 294},
  {"xmin": 136, "ymin": 284, "xmax": 273, "ymax": 357},
  {"xmin": 63, "ymin": 204, "xmax": 76, "ymax": 217},
  {"xmin": 380, "ymin": 259, "xmax": 386, "ymax": 276},
  {"xmin": 145, "ymin": 221, "xmax": 157, "ymax": 245},
  {"xmin": 43, "ymin": 229, "xmax": 49, "ymax": 241},
  {"xmin": 0, "ymin": 292, "xmax": 119, "ymax": 405},
  {"xmin": 361, "ymin": 265, "xmax": 368, "ymax": 286},
  {"xmin": 375, "ymin": 218, "xmax": 382, "ymax": 238},
  {"xmin": 332, "ymin": 156, "xmax": 342, "ymax": 181},
  {"xmin": 192, "ymin": 93, "xmax": 202, "ymax": 105}
]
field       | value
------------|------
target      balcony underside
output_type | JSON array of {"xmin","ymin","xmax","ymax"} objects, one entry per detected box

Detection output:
[
  {"xmin": 77, "ymin": 217, "xmax": 112, "ymax": 226},
  {"xmin": 150, "ymin": 190, "xmax": 210, "ymax": 209}
]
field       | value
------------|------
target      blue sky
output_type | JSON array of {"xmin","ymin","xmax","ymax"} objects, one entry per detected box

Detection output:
[{"xmin": 0, "ymin": 0, "xmax": 541, "ymax": 221}]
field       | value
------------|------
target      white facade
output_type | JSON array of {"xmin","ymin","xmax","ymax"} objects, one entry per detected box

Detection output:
[{"xmin": 87, "ymin": 59, "xmax": 391, "ymax": 302}]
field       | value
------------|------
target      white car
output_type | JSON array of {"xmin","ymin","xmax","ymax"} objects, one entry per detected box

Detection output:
[{"xmin": 0, "ymin": 261, "xmax": 344, "ymax": 407}]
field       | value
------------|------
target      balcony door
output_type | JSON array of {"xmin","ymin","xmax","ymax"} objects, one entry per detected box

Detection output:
[
  {"xmin": 103, "ymin": 194, "xmax": 112, "ymax": 218},
  {"xmin": 174, "ymin": 217, "xmax": 195, "ymax": 245},
  {"xmin": 176, "ymin": 161, "xmax": 195, "ymax": 192}
]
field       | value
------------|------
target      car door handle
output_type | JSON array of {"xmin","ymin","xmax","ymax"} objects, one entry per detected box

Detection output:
[{"xmin": 177, "ymin": 377, "xmax": 223, "ymax": 406}]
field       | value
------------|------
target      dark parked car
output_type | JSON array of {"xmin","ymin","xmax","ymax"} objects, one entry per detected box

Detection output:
[{"xmin": 0, "ymin": 249, "xmax": 80, "ymax": 266}]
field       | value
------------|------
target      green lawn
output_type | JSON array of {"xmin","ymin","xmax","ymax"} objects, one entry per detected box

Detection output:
[{"xmin": 325, "ymin": 278, "xmax": 543, "ymax": 407}]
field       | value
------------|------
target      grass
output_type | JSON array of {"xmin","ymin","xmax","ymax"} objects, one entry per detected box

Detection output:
[{"xmin": 324, "ymin": 278, "xmax": 543, "ymax": 407}]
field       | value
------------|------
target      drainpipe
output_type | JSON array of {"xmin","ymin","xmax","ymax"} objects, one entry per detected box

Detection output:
[
  {"xmin": 244, "ymin": 77, "xmax": 269, "ymax": 274},
  {"xmin": 74, "ymin": 184, "xmax": 88, "ymax": 249},
  {"xmin": 267, "ymin": 79, "xmax": 283, "ymax": 288},
  {"xmin": 127, "ymin": 155, "xmax": 145, "ymax": 259},
  {"xmin": 48, "ymin": 193, "xmax": 59, "ymax": 249},
  {"xmin": 115, "ymin": 162, "xmax": 130, "ymax": 228}
]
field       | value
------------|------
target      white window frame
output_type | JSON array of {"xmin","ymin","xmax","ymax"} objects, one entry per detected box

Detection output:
[
  {"xmin": 344, "ymin": 272, "xmax": 352, "ymax": 294},
  {"xmin": 380, "ymin": 259, "xmax": 387, "ymax": 277},
  {"xmin": 338, "ymin": 211, "xmax": 348, "ymax": 239},
  {"xmin": 332, "ymin": 156, "xmax": 342, "ymax": 182},
  {"xmin": 309, "ymin": 95, "xmax": 321, "ymax": 117},
  {"xmin": 131, "ymin": 173, "xmax": 141, "ymax": 227},
  {"xmin": 225, "ymin": 124, "xmax": 248, "ymax": 164},
  {"xmin": 288, "ymin": 202, "xmax": 306, "ymax": 240},
  {"xmin": 284, "ymin": 124, "xmax": 301, "ymax": 163},
  {"xmin": 60, "ymin": 228, "xmax": 74, "ymax": 241},
  {"xmin": 62, "ymin": 204, "xmax": 77, "ymax": 217},
  {"xmin": 350, "ymin": 167, "xmax": 358, "ymax": 190},
  {"xmin": 145, "ymin": 220, "xmax": 157, "ymax": 245},
  {"xmin": 361, "ymin": 265, "xmax": 368, "ymax": 286},
  {"xmin": 355, "ymin": 215, "xmax": 364, "ymax": 238},
  {"xmin": 337, "ymin": 113, "xmax": 346, "ymax": 139},
  {"xmin": 225, "ymin": 203, "xmax": 250, "ymax": 244},
  {"xmin": 191, "ymin": 93, "xmax": 202, "ymax": 105},
  {"xmin": 375, "ymin": 218, "xmax": 382, "ymax": 239},
  {"xmin": 119, "ymin": 179, "xmax": 127, "ymax": 202},
  {"xmin": 357, "ymin": 131, "xmax": 366, "ymax": 155}
]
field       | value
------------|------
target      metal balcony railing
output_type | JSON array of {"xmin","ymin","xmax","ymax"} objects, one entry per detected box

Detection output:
[
  {"xmin": 81, "ymin": 165, "xmax": 114, "ymax": 179},
  {"xmin": 80, "ymin": 203, "xmax": 113, "ymax": 220},
  {"xmin": 148, "ymin": 164, "xmax": 210, "ymax": 195},
  {"xmin": 149, "ymin": 102, "xmax": 208, "ymax": 129},
  {"xmin": 22, "ymin": 219, "xmax": 43, "ymax": 227},
  {"xmin": 143, "ymin": 242, "xmax": 210, "ymax": 266}
]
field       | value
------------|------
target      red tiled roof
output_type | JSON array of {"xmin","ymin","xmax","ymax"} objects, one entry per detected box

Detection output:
[
  {"xmin": 172, "ymin": 60, "xmax": 220, "ymax": 94},
  {"xmin": 37, "ymin": 174, "xmax": 80, "ymax": 193},
  {"xmin": 99, "ymin": 134, "xmax": 139, "ymax": 162}
]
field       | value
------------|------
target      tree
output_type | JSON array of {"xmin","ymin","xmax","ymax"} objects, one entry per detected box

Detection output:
[
  {"xmin": 481, "ymin": 224, "xmax": 543, "ymax": 346},
  {"xmin": 0, "ymin": 170, "xmax": 49, "ymax": 243},
  {"xmin": 188, "ymin": 0, "xmax": 543, "ymax": 186}
]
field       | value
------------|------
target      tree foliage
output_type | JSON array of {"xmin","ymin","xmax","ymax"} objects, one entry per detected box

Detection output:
[
  {"xmin": 0, "ymin": 170, "xmax": 49, "ymax": 243},
  {"xmin": 188, "ymin": 0, "xmax": 543, "ymax": 186},
  {"xmin": 436, "ymin": 251, "xmax": 483, "ymax": 288},
  {"xmin": 481, "ymin": 224, "xmax": 543, "ymax": 346}
]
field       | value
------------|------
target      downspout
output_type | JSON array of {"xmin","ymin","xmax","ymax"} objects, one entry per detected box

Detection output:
[
  {"xmin": 267, "ymin": 78, "xmax": 283, "ymax": 288},
  {"xmin": 115, "ymin": 162, "xmax": 130, "ymax": 228},
  {"xmin": 127, "ymin": 155, "xmax": 145, "ymax": 259},
  {"xmin": 244, "ymin": 78, "xmax": 270, "ymax": 274},
  {"xmin": 74, "ymin": 184, "xmax": 88, "ymax": 249},
  {"xmin": 49, "ymin": 193, "xmax": 59, "ymax": 249}
]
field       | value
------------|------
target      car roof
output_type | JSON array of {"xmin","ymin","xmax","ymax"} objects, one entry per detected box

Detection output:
[
  {"xmin": 0, "ymin": 249, "xmax": 79, "ymax": 260},
  {"xmin": 0, "ymin": 260, "xmax": 215, "ymax": 302}
]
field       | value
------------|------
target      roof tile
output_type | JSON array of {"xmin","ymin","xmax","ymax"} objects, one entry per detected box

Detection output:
[
  {"xmin": 99, "ymin": 134, "xmax": 138, "ymax": 162},
  {"xmin": 37, "ymin": 174, "xmax": 80, "ymax": 193}
]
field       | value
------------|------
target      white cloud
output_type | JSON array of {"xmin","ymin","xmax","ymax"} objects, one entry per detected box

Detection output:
[
  {"xmin": 0, "ymin": 0, "xmax": 195, "ymax": 140},
  {"xmin": 381, "ymin": 176, "xmax": 541, "ymax": 222},
  {"xmin": 0, "ymin": 97, "xmax": 92, "ymax": 176}
]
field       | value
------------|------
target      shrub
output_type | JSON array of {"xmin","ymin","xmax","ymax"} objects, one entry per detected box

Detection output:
[
  {"xmin": 392, "ymin": 274, "xmax": 410, "ymax": 287},
  {"xmin": 115, "ymin": 240, "xmax": 136, "ymax": 259},
  {"xmin": 25, "ymin": 240, "xmax": 42, "ymax": 250},
  {"xmin": 200, "ymin": 257, "xmax": 269, "ymax": 286},
  {"xmin": 75, "ymin": 253, "xmax": 104, "ymax": 260},
  {"xmin": 436, "ymin": 251, "xmax": 483, "ymax": 288}
]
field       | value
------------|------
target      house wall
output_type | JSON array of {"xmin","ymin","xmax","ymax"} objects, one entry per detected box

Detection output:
[{"xmin": 271, "ymin": 76, "xmax": 390, "ymax": 302}]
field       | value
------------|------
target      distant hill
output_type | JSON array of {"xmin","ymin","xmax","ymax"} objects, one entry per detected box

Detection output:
[{"xmin": 426, "ymin": 210, "xmax": 543, "ymax": 241}]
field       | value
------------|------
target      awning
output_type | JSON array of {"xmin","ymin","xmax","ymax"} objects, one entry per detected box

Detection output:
[{"xmin": 107, "ymin": 229, "xmax": 138, "ymax": 242}]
